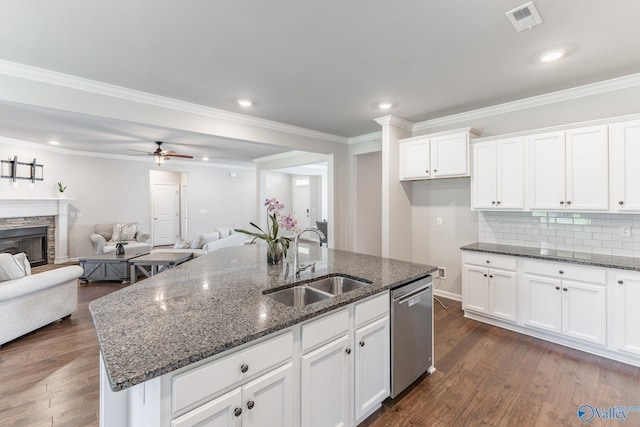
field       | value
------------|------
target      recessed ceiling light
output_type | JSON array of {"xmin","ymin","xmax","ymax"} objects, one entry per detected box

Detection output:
[
  {"xmin": 540, "ymin": 49, "xmax": 565, "ymax": 62},
  {"xmin": 378, "ymin": 102, "xmax": 393, "ymax": 110},
  {"xmin": 238, "ymin": 99, "xmax": 253, "ymax": 107},
  {"xmin": 48, "ymin": 140, "xmax": 60, "ymax": 145},
  {"xmin": 202, "ymin": 157, "xmax": 209, "ymax": 161}
]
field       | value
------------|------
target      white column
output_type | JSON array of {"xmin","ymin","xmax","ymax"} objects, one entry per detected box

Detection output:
[
  {"xmin": 55, "ymin": 199, "xmax": 70, "ymax": 263},
  {"xmin": 375, "ymin": 116, "xmax": 413, "ymax": 261}
]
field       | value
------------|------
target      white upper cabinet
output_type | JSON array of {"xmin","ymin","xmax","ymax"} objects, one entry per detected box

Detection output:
[
  {"xmin": 399, "ymin": 130, "xmax": 475, "ymax": 181},
  {"xmin": 399, "ymin": 138, "xmax": 430, "ymax": 180},
  {"xmin": 611, "ymin": 120, "xmax": 640, "ymax": 212},
  {"xmin": 529, "ymin": 125, "xmax": 609, "ymax": 211},
  {"xmin": 471, "ymin": 137, "xmax": 524, "ymax": 210}
]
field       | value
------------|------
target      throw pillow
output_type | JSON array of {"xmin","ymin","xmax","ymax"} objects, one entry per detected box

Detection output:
[
  {"xmin": 94, "ymin": 224, "xmax": 113, "ymax": 240},
  {"xmin": 12, "ymin": 252, "xmax": 31, "ymax": 276},
  {"xmin": 173, "ymin": 238, "xmax": 191, "ymax": 249},
  {"xmin": 215, "ymin": 227, "xmax": 230, "ymax": 238},
  {"xmin": 201, "ymin": 231, "xmax": 220, "ymax": 246},
  {"xmin": 110, "ymin": 224, "xmax": 124, "ymax": 242},
  {"xmin": 190, "ymin": 234, "xmax": 204, "ymax": 249},
  {"xmin": 0, "ymin": 253, "xmax": 26, "ymax": 281},
  {"xmin": 121, "ymin": 223, "xmax": 138, "ymax": 241}
]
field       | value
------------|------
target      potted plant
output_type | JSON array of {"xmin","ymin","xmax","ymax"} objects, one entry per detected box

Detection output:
[
  {"xmin": 57, "ymin": 181, "xmax": 67, "ymax": 197},
  {"xmin": 235, "ymin": 198, "xmax": 298, "ymax": 265}
]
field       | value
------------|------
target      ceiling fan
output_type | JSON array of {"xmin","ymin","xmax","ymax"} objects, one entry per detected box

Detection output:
[{"xmin": 129, "ymin": 141, "xmax": 194, "ymax": 165}]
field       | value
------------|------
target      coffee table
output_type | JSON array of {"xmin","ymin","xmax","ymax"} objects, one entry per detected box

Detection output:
[
  {"xmin": 129, "ymin": 252, "xmax": 193, "ymax": 284},
  {"xmin": 79, "ymin": 249, "xmax": 150, "ymax": 284}
]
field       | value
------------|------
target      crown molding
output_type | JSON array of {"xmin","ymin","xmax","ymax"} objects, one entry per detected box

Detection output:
[
  {"xmin": 347, "ymin": 131, "xmax": 381, "ymax": 144},
  {"xmin": 413, "ymin": 72, "xmax": 640, "ymax": 132},
  {"xmin": 0, "ymin": 60, "xmax": 348, "ymax": 145},
  {"xmin": 374, "ymin": 115, "xmax": 414, "ymax": 130}
]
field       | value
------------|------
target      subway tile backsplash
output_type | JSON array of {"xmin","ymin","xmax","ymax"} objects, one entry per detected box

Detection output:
[{"xmin": 478, "ymin": 211, "xmax": 640, "ymax": 258}]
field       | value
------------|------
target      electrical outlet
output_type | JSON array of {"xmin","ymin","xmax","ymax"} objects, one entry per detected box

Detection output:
[
  {"xmin": 437, "ymin": 267, "xmax": 446, "ymax": 279},
  {"xmin": 436, "ymin": 217, "xmax": 443, "ymax": 226},
  {"xmin": 620, "ymin": 226, "xmax": 632, "ymax": 238}
]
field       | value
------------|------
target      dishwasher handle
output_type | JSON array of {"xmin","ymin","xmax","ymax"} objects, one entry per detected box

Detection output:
[{"xmin": 395, "ymin": 285, "xmax": 431, "ymax": 304}]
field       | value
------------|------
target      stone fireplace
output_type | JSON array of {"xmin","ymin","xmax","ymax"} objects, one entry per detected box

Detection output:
[{"xmin": 0, "ymin": 198, "xmax": 71, "ymax": 264}]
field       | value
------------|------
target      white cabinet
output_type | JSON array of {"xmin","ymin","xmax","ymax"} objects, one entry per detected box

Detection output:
[
  {"xmin": 462, "ymin": 252, "xmax": 517, "ymax": 322},
  {"xmin": 610, "ymin": 272, "xmax": 640, "ymax": 357},
  {"xmin": 471, "ymin": 137, "xmax": 525, "ymax": 210},
  {"xmin": 399, "ymin": 138, "xmax": 430, "ymax": 180},
  {"xmin": 354, "ymin": 316, "xmax": 390, "ymax": 421},
  {"xmin": 611, "ymin": 120, "xmax": 640, "ymax": 212},
  {"xmin": 522, "ymin": 261, "xmax": 607, "ymax": 346},
  {"xmin": 529, "ymin": 125, "xmax": 609, "ymax": 211},
  {"xmin": 300, "ymin": 293, "xmax": 390, "ymax": 427},
  {"xmin": 399, "ymin": 130, "xmax": 475, "ymax": 181},
  {"xmin": 171, "ymin": 388, "xmax": 242, "ymax": 427}
]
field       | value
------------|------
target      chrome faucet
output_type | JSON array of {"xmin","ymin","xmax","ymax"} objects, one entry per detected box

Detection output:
[{"xmin": 293, "ymin": 228, "xmax": 325, "ymax": 277}]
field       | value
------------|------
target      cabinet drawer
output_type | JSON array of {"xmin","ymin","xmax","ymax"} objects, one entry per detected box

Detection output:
[
  {"xmin": 523, "ymin": 260, "xmax": 606, "ymax": 284},
  {"xmin": 464, "ymin": 252, "xmax": 517, "ymax": 271},
  {"xmin": 355, "ymin": 292, "xmax": 389, "ymax": 328},
  {"xmin": 172, "ymin": 331, "xmax": 293, "ymax": 415},
  {"xmin": 302, "ymin": 308, "xmax": 349, "ymax": 352}
]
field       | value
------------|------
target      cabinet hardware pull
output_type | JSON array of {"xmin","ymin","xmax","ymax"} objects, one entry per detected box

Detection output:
[
  {"xmin": 360, "ymin": 341, "xmax": 365, "ymax": 347},
  {"xmin": 486, "ymin": 260, "xmax": 490, "ymax": 264},
  {"xmin": 563, "ymin": 287, "xmax": 568, "ymax": 291},
  {"xmin": 425, "ymin": 170, "xmax": 429, "ymax": 174},
  {"xmin": 483, "ymin": 273, "xmax": 487, "ymax": 277},
  {"xmin": 247, "ymin": 400, "xmax": 255, "ymax": 410},
  {"xmin": 345, "ymin": 348, "xmax": 351, "ymax": 355},
  {"xmin": 555, "ymin": 286, "xmax": 560, "ymax": 290},
  {"xmin": 434, "ymin": 169, "xmax": 438, "ymax": 173},
  {"xmin": 234, "ymin": 408, "xmax": 242, "ymax": 417},
  {"xmin": 240, "ymin": 364, "xmax": 249, "ymax": 373},
  {"xmin": 567, "ymin": 201, "xmax": 572, "ymax": 205},
  {"xmin": 497, "ymin": 201, "xmax": 501, "ymax": 205},
  {"xmin": 560, "ymin": 201, "xmax": 564, "ymax": 205},
  {"xmin": 489, "ymin": 275, "xmax": 493, "ymax": 278},
  {"xmin": 559, "ymin": 270, "xmax": 564, "ymax": 274},
  {"xmin": 619, "ymin": 201, "xmax": 624, "ymax": 205},
  {"xmin": 491, "ymin": 201, "xmax": 496, "ymax": 204},
  {"xmin": 618, "ymin": 280, "xmax": 624, "ymax": 284}
]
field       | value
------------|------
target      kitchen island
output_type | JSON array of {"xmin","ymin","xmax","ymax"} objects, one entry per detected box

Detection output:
[{"xmin": 90, "ymin": 244, "xmax": 436, "ymax": 426}]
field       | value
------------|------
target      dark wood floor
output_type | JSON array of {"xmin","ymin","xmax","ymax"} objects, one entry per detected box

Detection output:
[{"xmin": 1, "ymin": 266, "xmax": 639, "ymax": 426}]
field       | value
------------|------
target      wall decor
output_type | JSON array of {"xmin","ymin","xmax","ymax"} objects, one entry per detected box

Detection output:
[{"xmin": 1, "ymin": 156, "xmax": 44, "ymax": 183}]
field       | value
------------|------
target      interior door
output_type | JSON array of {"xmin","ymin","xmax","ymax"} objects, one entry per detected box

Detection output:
[
  {"xmin": 153, "ymin": 183, "xmax": 179, "ymax": 246},
  {"xmin": 293, "ymin": 185, "xmax": 311, "ymax": 230}
]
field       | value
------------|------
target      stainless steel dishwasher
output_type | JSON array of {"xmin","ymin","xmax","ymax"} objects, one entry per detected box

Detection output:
[{"xmin": 390, "ymin": 275, "xmax": 433, "ymax": 398}]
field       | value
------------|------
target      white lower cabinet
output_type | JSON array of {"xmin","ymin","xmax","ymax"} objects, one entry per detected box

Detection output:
[
  {"xmin": 462, "ymin": 253, "xmax": 517, "ymax": 322},
  {"xmin": 171, "ymin": 388, "xmax": 242, "ymax": 427},
  {"xmin": 354, "ymin": 316, "xmax": 390, "ymax": 422},
  {"xmin": 300, "ymin": 335, "xmax": 349, "ymax": 427},
  {"xmin": 522, "ymin": 261, "xmax": 607, "ymax": 346},
  {"xmin": 610, "ymin": 272, "xmax": 640, "ymax": 357}
]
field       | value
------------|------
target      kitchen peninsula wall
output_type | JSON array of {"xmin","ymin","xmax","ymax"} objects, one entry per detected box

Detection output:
[{"xmin": 479, "ymin": 211, "xmax": 640, "ymax": 258}]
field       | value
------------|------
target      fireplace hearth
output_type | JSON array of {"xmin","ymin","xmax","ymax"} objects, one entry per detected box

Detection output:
[{"xmin": 0, "ymin": 226, "xmax": 48, "ymax": 266}]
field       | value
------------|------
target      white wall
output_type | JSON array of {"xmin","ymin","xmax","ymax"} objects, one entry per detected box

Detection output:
[
  {"xmin": 0, "ymin": 138, "xmax": 256, "ymax": 259},
  {"xmin": 265, "ymin": 171, "xmax": 292, "ymax": 214},
  {"xmin": 353, "ymin": 151, "xmax": 382, "ymax": 256}
]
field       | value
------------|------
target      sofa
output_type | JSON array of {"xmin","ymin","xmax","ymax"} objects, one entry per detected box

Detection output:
[
  {"xmin": 151, "ymin": 226, "xmax": 246, "ymax": 258},
  {"xmin": 0, "ymin": 253, "xmax": 82, "ymax": 346},
  {"xmin": 90, "ymin": 223, "xmax": 151, "ymax": 254}
]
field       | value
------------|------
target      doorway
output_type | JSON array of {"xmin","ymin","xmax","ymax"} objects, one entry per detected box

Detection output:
[
  {"xmin": 152, "ymin": 183, "xmax": 179, "ymax": 246},
  {"xmin": 293, "ymin": 177, "xmax": 311, "ymax": 230}
]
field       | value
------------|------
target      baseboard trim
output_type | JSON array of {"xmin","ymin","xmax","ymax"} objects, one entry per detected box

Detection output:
[{"xmin": 433, "ymin": 289, "xmax": 461, "ymax": 301}]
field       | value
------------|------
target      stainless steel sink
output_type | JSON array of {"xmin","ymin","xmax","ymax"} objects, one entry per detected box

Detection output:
[
  {"xmin": 265, "ymin": 286, "xmax": 331, "ymax": 308},
  {"xmin": 307, "ymin": 276, "xmax": 372, "ymax": 295}
]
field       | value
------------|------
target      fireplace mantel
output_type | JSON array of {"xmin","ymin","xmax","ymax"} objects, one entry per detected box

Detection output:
[{"xmin": 0, "ymin": 198, "xmax": 74, "ymax": 263}]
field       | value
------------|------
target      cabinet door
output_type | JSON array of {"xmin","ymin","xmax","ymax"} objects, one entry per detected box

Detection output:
[
  {"xmin": 242, "ymin": 362, "xmax": 294, "ymax": 427},
  {"xmin": 488, "ymin": 269, "xmax": 517, "ymax": 322},
  {"xmin": 399, "ymin": 139, "xmax": 430, "ymax": 180},
  {"xmin": 562, "ymin": 280, "xmax": 606, "ymax": 345},
  {"xmin": 171, "ymin": 388, "xmax": 242, "ymax": 427},
  {"xmin": 462, "ymin": 265, "xmax": 489, "ymax": 314},
  {"xmin": 529, "ymin": 132, "xmax": 566, "ymax": 210},
  {"xmin": 612, "ymin": 274, "xmax": 640, "ymax": 356},
  {"xmin": 431, "ymin": 133, "xmax": 469, "ymax": 177},
  {"xmin": 496, "ymin": 137, "xmax": 525, "ymax": 209},
  {"xmin": 300, "ymin": 335, "xmax": 349, "ymax": 427},
  {"xmin": 565, "ymin": 125, "xmax": 609, "ymax": 211},
  {"xmin": 354, "ymin": 316, "xmax": 390, "ymax": 423},
  {"xmin": 611, "ymin": 120, "xmax": 640, "ymax": 211},
  {"xmin": 522, "ymin": 274, "xmax": 562, "ymax": 334},
  {"xmin": 471, "ymin": 141, "xmax": 497, "ymax": 209}
]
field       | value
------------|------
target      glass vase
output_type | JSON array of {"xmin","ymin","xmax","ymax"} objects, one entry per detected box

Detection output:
[{"xmin": 266, "ymin": 240, "xmax": 283, "ymax": 265}]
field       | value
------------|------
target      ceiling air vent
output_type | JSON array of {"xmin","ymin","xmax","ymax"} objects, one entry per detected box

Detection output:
[{"xmin": 505, "ymin": 1, "xmax": 543, "ymax": 32}]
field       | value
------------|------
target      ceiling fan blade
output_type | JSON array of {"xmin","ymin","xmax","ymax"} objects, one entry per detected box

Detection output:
[
  {"xmin": 165, "ymin": 153, "xmax": 194, "ymax": 159},
  {"xmin": 127, "ymin": 148, "xmax": 153, "ymax": 154}
]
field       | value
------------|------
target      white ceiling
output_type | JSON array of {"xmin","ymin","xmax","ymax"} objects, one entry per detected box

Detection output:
[{"xmin": 1, "ymin": 1, "xmax": 640, "ymax": 164}]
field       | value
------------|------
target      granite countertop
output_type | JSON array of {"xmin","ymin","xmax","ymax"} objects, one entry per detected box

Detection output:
[
  {"xmin": 461, "ymin": 242, "xmax": 640, "ymax": 271},
  {"xmin": 90, "ymin": 244, "xmax": 436, "ymax": 392}
]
